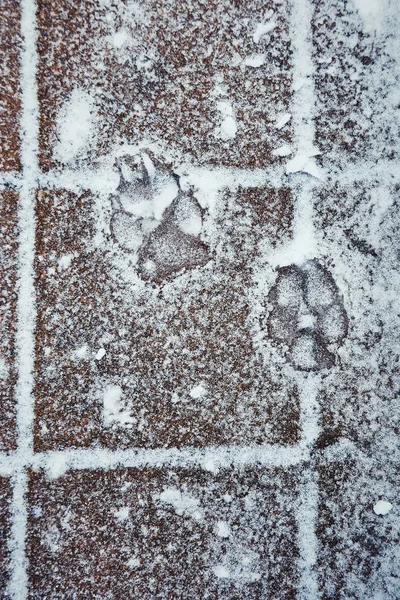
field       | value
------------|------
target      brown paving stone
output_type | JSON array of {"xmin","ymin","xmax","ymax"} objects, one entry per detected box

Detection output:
[
  {"xmin": 27, "ymin": 466, "xmax": 299, "ymax": 599},
  {"xmin": 37, "ymin": 0, "xmax": 292, "ymax": 171},
  {"xmin": 0, "ymin": 476, "xmax": 12, "ymax": 598},
  {"xmin": 0, "ymin": 1, "xmax": 21, "ymax": 171},
  {"xmin": 34, "ymin": 186, "xmax": 299, "ymax": 450},
  {"xmin": 0, "ymin": 190, "xmax": 18, "ymax": 452},
  {"xmin": 317, "ymin": 460, "xmax": 400, "ymax": 600},
  {"xmin": 313, "ymin": 184, "xmax": 400, "ymax": 456},
  {"xmin": 312, "ymin": 0, "xmax": 400, "ymax": 168}
]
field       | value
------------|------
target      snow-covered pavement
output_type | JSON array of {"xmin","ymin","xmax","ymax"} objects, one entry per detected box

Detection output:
[{"xmin": 0, "ymin": 0, "xmax": 399, "ymax": 598}]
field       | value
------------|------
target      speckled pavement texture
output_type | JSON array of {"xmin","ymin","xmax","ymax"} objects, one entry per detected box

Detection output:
[{"xmin": 0, "ymin": 1, "xmax": 400, "ymax": 599}]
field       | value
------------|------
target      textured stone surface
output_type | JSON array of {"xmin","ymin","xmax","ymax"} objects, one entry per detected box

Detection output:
[
  {"xmin": 0, "ymin": 191, "xmax": 18, "ymax": 451},
  {"xmin": 0, "ymin": 1, "xmax": 21, "ymax": 171},
  {"xmin": 312, "ymin": 0, "xmax": 400, "ymax": 169},
  {"xmin": 0, "ymin": 477, "xmax": 12, "ymax": 598},
  {"xmin": 37, "ymin": 0, "xmax": 292, "ymax": 171},
  {"xmin": 317, "ymin": 460, "xmax": 400, "ymax": 600},
  {"xmin": 27, "ymin": 467, "xmax": 299, "ymax": 600},
  {"xmin": 34, "ymin": 186, "xmax": 298, "ymax": 450},
  {"xmin": 313, "ymin": 184, "xmax": 400, "ymax": 458}
]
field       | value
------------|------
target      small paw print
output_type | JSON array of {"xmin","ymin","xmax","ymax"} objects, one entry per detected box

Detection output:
[
  {"xmin": 109, "ymin": 152, "xmax": 210, "ymax": 281},
  {"xmin": 267, "ymin": 260, "xmax": 348, "ymax": 371}
]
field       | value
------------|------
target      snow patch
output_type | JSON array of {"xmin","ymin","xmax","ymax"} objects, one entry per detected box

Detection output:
[
  {"xmin": 57, "ymin": 253, "xmax": 74, "ymax": 272},
  {"xmin": 253, "ymin": 21, "xmax": 276, "ymax": 43},
  {"xmin": 46, "ymin": 454, "xmax": 68, "ymax": 480},
  {"xmin": 126, "ymin": 557, "xmax": 140, "ymax": 568},
  {"xmin": 373, "ymin": 500, "xmax": 393, "ymax": 515},
  {"xmin": 103, "ymin": 385, "xmax": 135, "ymax": 427},
  {"xmin": 353, "ymin": 0, "xmax": 388, "ymax": 33},
  {"xmin": 190, "ymin": 384, "xmax": 207, "ymax": 399},
  {"xmin": 244, "ymin": 54, "xmax": 266, "ymax": 68},
  {"xmin": 215, "ymin": 101, "xmax": 237, "ymax": 141},
  {"xmin": 112, "ymin": 29, "xmax": 130, "ymax": 48},
  {"xmin": 54, "ymin": 89, "xmax": 97, "ymax": 164},
  {"xmin": 114, "ymin": 506, "xmax": 130, "ymax": 521},
  {"xmin": 275, "ymin": 112, "xmax": 291, "ymax": 130},
  {"xmin": 155, "ymin": 488, "xmax": 203, "ymax": 521},
  {"xmin": 213, "ymin": 565, "xmax": 230, "ymax": 578},
  {"xmin": 272, "ymin": 144, "xmax": 292, "ymax": 157},
  {"xmin": 95, "ymin": 347, "xmax": 106, "ymax": 360},
  {"xmin": 215, "ymin": 520, "xmax": 230, "ymax": 538},
  {"xmin": 0, "ymin": 356, "xmax": 9, "ymax": 380},
  {"xmin": 286, "ymin": 152, "xmax": 321, "ymax": 179}
]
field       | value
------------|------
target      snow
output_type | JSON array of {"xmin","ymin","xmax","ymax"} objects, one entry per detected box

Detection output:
[
  {"xmin": 3, "ymin": 0, "xmax": 400, "ymax": 596},
  {"xmin": 112, "ymin": 29, "xmax": 129, "ymax": 48},
  {"xmin": 373, "ymin": 500, "xmax": 393, "ymax": 516},
  {"xmin": 152, "ymin": 180, "xmax": 179, "ymax": 221},
  {"xmin": 0, "ymin": 356, "xmax": 9, "ymax": 380},
  {"xmin": 95, "ymin": 347, "xmax": 106, "ymax": 360},
  {"xmin": 253, "ymin": 21, "xmax": 276, "ymax": 43},
  {"xmin": 74, "ymin": 345, "xmax": 88, "ymax": 359},
  {"xmin": 244, "ymin": 54, "xmax": 266, "ymax": 68},
  {"xmin": 53, "ymin": 89, "xmax": 97, "ymax": 164},
  {"xmin": 46, "ymin": 454, "xmax": 68, "ymax": 480},
  {"xmin": 272, "ymin": 144, "xmax": 292, "ymax": 157},
  {"xmin": 213, "ymin": 565, "xmax": 230, "ymax": 578},
  {"xmin": 155, "ymin": 488, "xmax": 203, "ymax": 521},
  {"xmin": 215, "ymin": 100, "xmax": 237, "ymax": 141},
  {"xmin": 275, "ymin": 112, "xmax": 291, "ymax": 129},
  {"xmin": 190, "ymin": 384, "xmax": 206, "ymax": 399},
  {"xmin": 215, "ymin": 520, "xmax": 230, "ymax": 538},
  {"xmin": 57, "ymin": 254, "xmax": 74, "ymax": 271},
  {"xmin": 103, "ymin": 385, "xmax": 135, "ymax": 427},
  {"xmin": 114, "ymin": 506, "xmax": 130, "ymax": 521},
  {"xmin": 353, "ymin": 0, "xmax": 388, "ymax": 32},
  {"xmin": 286, "ymin": 152, "xmax": 321, "ymax": 178},
  {"xmin": 126, "ymin": 557, "xmax": 140, "ymax": 568}
]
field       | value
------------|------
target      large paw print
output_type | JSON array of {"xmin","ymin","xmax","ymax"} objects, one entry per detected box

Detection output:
[
  {"xmin": 267, "ymin": 260, "xmax": 348, "ymax": 371},
  {"xmin": 110, "ymin": 152, "xmax": 210, "ymax": 281}
]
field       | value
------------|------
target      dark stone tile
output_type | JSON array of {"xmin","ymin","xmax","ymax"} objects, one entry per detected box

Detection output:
[{"xmin": 27, "ymin": 466, "xmax": 299, "ymax": 599}]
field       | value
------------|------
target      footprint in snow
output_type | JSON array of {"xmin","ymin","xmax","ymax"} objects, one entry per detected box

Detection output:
[
  {"xmin": 109, "ymin": 152, "xmax": 210, "ymax": 281},
  {"xmin": 267, "ymin": 260, "xmax": 348, "ymax": 371}
]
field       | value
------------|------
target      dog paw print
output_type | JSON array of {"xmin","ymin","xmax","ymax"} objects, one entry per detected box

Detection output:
[
  {"xmin": 267, "ymin": 260, "xmax": 348, "ymax": 371},
  {"xmin": 110, "ymin": 152, "xmax": 210, "ymax": 281}
]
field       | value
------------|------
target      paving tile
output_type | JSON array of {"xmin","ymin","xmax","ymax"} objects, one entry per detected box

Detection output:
[
  {"xmin": 34, "ymin": 184, "xmax": 299, "ymax": 450},
  {"xmin": 312, "ymin": 0, "xmax": 400, "ymax": 168},
  {"xmin": 0, "ymin": 191, "xmax": 18, "ymax": 452},
  {"xmin": 27, "ymin": 466, "xmax": 299, "ymax": 599},
  {"xmin": 37, "ymin": 0, "xmax": 292, "ymax": 171},
  {"xmin": 0, "ymin": 477, "xmax": 12, "ymax": 599},
  {"xmin": 0, "ymin": 1, "xmax": 21, "ymax": 172},
  {"xmin": 313, "ymin": 184, "xmax": 400, "ymax": 457},
  {"xmin": 317, "ymin": 460, "xmax": 400, "ymax": 599}
]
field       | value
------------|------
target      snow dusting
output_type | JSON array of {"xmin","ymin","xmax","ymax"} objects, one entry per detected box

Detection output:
[{"xmin": 1, "ymin": 0, "xmax": 400, "ymax": 598}]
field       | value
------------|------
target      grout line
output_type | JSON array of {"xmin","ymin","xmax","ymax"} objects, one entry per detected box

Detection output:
[
  {"xmin": 298, "ymin": 374, "xmax": 321, "ymax": 449},
  {"xmin": 7, "ymin": 0, "xmax": 39, "ymax": 598},
  {"xmin": 0, "ymin": 438, "xmax": 390, "ymax": 477},
  {"xmin": 0, "ymin": 444, "xmax": 308, "ymax": 477},
  {"xmin": 2, "ymin": 158, "xmax": 400, "ymax": 195},
  {"xmin": 289, "ymin": 0, "xmax": 320, "ymax": 597},
  {"xmin": 297, "ymin": 470, "xmax": 319, "ymax": 600},
  {"xmin": 7, "ymin": 471, "xmax": 30, "ymax": 600}
]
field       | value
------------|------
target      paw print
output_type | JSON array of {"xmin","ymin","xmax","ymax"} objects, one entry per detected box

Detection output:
[
  {"xmin": 267, "ymin": 260, "xmax": 348, "ymax": 371},
  {"xmin": 110, "ymin": 152, "xmax": 210, "ymax": 281}
]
